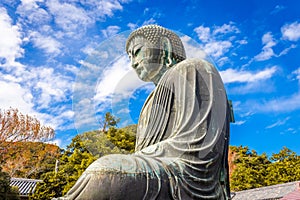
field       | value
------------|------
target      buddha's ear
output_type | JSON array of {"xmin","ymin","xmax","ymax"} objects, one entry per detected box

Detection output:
[{"xmin": 161, "ymin": 37, "xmax": 173, "ymax": 67}]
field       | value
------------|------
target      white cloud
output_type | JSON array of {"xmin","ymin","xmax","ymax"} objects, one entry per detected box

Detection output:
[
  {"xmin": 117, "ymin": 108, "xmax": 130, "ymax": 114},
  {"xmin": 72, "ymin": 33, "xmax": 132, "ymax": 131},
  {"xmin": 127, "ymin": 23, "xmax": 138, "ymax": 30},
  {"xmin": 74, "ymin": 55, "xmax": 148, "ymax": 131},
  {"xmin": 90, "ymin": 55, "xmax": 152, "ymax": 128},
  {"xmin": 102, "ymin": 25, "xmax": 121, "ymax": 38},
  {"xmin": 237, "ymin": 39, "xmax": 248, "ymax": 45},
  {"xmin": 217, "ymin": 57, "xmax": 230, "ymax": 66},
  {"xmin": 1, "ymin": 73, "xmax": 23, "ymax": 82},
  {"xmin": 0, "ymin": 81, "xmax": 34, "ymax": 114},
  {"xmin": 94, "ymin": 55, "xmax": 145, "ymax": 104},
  {"xmin": 292, "ymin": 68, "xmax": 300, "ymax": 82},
  {"xmin": 29, "ymin": 31, "xmax": 62, "ymax": 55},
  {"xmin": 213, "ymin": 22, "xmax": 240, "ymax": 35},
  {"xmin": 180, "ymin": 35, "xmax": 207, "ymax": 59},
  {"xmin": 0, "ymin": 64, "xmax": 74, "ymax": 132},
  {"xmin": 17, "ymin": 0, "xmax": 51, "ymax": 26},
  {"xmin": 81, "ymin": 45, "xmax": 97, "ymax": 55},
  {"xmin": 254, "ymin": 48, "xmax": 275, "ymax": 61},
  {"xmin": 229, "ymin": 80, "xmax": 275, "ymax": 95},
  {"xmin": 193, "ymin": 22, "xmax": 241, "ymax": 59},
  {"xmin": 142, "ymin": 18, "xmax": 156, "ymax": 25},
  {"xmin": 194, "ymin": 22, "xmax": 239, "ymax": 43},
  {"xmin": 45, "ymin": 0, "xmax": 128, "ymax": 38},
  {"xmin": 78, "ymin": 59, "xmax": 105, "ymax": 72},
  {"xmin": 33, "ymin": 67, "xmax": 72, "ymax": 108},
  {"xmin": 255, "ymin": 93, "xmax": 300, "ymax": 113},
  {"xmin": 252, "ymin": 31, "xmax": 296, "ymax": 61},
  {"xmin": 194, "ymin": 25, "xmax": 210, "ymax": 42},
  {"xmin": 91, "ymin": 0, "xmax": 123, "ymax": 17},
  {"xmin": 1, "ymin": 59, "xmax": 74, "ymax": 111},
  {"xmin": 46, "ymin": 0, "xmax": 93, "ymax": 34},
  {"xmin": 266, "ymin": 117, "xmax": 290, "ymax": 129},
  {"xmin": 234, "ymin": 120, "xmax": 246, "ymax": 125},
  {"xmin": 278, "ymin": 44, "xmax": 297, "ymax": 57},
  {"xmin": 203, "ymin": 41, "xmax": 232, "ymax": 58},
  {"xmin": 262, "ymin": 32, "xmax": 276, "ymax": 47},
  {"xmin": 42, "ymin": 108, "xmax": 75, "ymax": 131},
  {"xmin": 240, "ymin": 111, "xmax": 255, "ymax": 118},
  {"xmin": 254, "ymin": 32, "xmax": 276, "ymax": 61},
  {"xmin": 240, "ymin": 56, "xmax": 249, "ymax": 60},
  {"xmin": 73, "ymin": 97, "xmax": 98, "ymax": 130},
  {"xmin": 113, "ymin": 70, "xmax": 147, "ymax": 101},
  {"xmin": 0, "ymin": 7, "xmax": 24, "ymax": 67},
  {"xmin": 64, "ymin": 64, "xmax": 80, "ymax": 75},
  {"xmin": 220, "ymin": 66, "xmax": 277, "ymax": 83},
  {"xmin": 281, "ymin": 21, "xmax": 300, "ymax": 41},
  {"xmin": 58, "ymin": 110, "xmax": 74, "ymax": 119},
  {"xmin": 271, "ymin": 5, "xmax": 285, "ymax": 14}
]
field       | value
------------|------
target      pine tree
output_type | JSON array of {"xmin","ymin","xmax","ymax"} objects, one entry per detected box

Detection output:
[{"xmin": 230, "ymin": 146, "xmax": 270, "ymax": 191}]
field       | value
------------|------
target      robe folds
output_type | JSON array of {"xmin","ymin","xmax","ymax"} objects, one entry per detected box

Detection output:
[{"xmin": 54, "ymin": 58, "xmax": 231, "ymax": 200}]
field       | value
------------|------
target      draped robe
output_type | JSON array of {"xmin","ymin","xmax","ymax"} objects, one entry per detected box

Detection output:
[{"xmin": 55, "ymin": 58, "xmax": 231, "ymax": 200}]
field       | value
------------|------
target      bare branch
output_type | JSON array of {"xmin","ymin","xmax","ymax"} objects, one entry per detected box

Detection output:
[{"xmin": 0, "ymin": 108, "xmax": 55, "ymax": 142}]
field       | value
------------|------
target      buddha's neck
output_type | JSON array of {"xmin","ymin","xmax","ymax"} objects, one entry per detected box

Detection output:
[{"xmin": 151, "ymin": 66, "xmax": 168, "ymax": 86}]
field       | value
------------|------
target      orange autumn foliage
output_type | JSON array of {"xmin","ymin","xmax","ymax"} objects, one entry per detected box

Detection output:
[
  {"xmin": 1, "ymin": 141, "xmax": 60, "ymax": 179},
  {"xmin": 228, "ymin": 147, "xmax": 238, "ymax": 178},
  {"xmin": 0, "ymin": 108, "xmax": 54, "ymax": 142}
]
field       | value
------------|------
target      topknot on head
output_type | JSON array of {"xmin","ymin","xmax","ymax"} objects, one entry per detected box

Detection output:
[{"xmin": 126, "ymin": 24, "xmax": 186, "ymax": 63}]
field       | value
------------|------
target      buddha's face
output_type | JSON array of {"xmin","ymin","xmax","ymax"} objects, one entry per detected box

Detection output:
[{"xmin": 127, "ymin": 36, "xmax": 164, "ymax": 82}]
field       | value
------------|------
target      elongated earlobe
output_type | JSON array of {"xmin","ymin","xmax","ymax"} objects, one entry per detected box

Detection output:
[{"xmin": 161, "ymin": 37, "xmax": 173, "ymax": 68}]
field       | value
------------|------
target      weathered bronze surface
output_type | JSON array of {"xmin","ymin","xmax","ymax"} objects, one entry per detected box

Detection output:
[{"xmin": 54, "ymin": 25, "xmax": 231, "ymax": 200}]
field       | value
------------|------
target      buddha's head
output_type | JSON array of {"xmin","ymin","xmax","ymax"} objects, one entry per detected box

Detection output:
[{"xmin": 126, "ymin": 25, "xmax": 186, "ymax": 84}]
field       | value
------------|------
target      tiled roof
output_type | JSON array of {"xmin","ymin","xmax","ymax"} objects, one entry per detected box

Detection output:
[
  {"xmin": 10, "ymin": 177, "xmax": 42, "ymax": 197},
  {"xmin": 231, "ymin": 181, "xmax": 300, "ymax": 200},
  {"xmin": 281, "ymin": 190, "xmax": 300, "ymax": 200}
]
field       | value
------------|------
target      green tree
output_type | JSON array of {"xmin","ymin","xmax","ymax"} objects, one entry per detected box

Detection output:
[
  {"xmin": 0, "ymin": 167, "xmax": 20, "ymax": 200},
  {"xmin": 230, "ymin": 146, "xmax": 270, "ymax": 191},
  {"xmin": 106, "ymin": 126, "xmax": 136, "ymax": 153},
  {"xmin": 99, "ymin": 112, "xmax": 120, "ymax": 133},
  {"xmin": 30, "ymin": 171, "xmax": 66, "ymax": 200},
  {"xmin": 31, "ymin": 135, "xmax": 96, "ymax": 200},
  {"xmin": 265, "ymin": 147, "xmax": 300, "ymax": 186},
  {"xmin": 229, "ymin": 146, "xmax": 300, "ymax": 191},
  {"xmin": 81, "ymin": 130, "xmax": 122, "ymax": 157},
  {"xmin": 82, "ymin": 123, "xmax": 136, "ymax": 156},
  {"xmin": 59, "ymin": 135, "xmax": 96, "ymax": 194},
  {"xmin": 32, "ymin": 123, "xmax": 137, "ymax": 199}
]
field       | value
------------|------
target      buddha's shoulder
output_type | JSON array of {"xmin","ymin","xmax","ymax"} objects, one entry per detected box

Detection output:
[{"xmin": 172, "ymin": 58, "xmax": 216, "ymax": 73}]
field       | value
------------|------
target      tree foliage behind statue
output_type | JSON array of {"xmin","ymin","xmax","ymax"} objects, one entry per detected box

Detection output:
[
  {"xmin": 230, "ymin": 146, "xmax": 300, "ymax": 191},
  {"xmin": 105, "ymin": 125, "xmax": 136, "ymax": 153},
  {"xmin": 30, "ymin": 135, "xmax": 96, "ymax": 200},
  {"xmin": 0, "ymin": 107, "xmax": 55, "ymax": 168},
  {"xmin": 0, "ymin": 167, "xmax": 20, "ymax": 200},
  {"xmin": 1, "ymin": 142, "xmax": 60, "ymax": 179},
  {"xmin": 31, "ymin": 123, "xmax": 137, "ymax": 199},
  {"xmin": 0, "ymin": 108, "xmax": 54, "ymax": 143}
]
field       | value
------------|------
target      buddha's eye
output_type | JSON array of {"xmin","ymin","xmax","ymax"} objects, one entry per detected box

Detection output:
[{"xmin": 134, "ymin": 48, "xmax": 141, "ymax": 56}]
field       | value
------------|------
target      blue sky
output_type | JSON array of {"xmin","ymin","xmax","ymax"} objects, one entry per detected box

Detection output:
[{"xmin": 1, "ymin": 0, "xmax": 300, "ymax": 156}]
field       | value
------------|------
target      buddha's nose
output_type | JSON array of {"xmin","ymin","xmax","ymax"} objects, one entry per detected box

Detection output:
[{"xmin": 131, "ymin": 58, "xmax": 139, "ymax": 69}]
